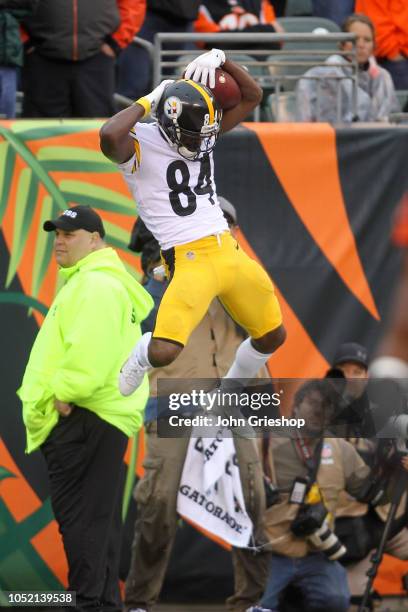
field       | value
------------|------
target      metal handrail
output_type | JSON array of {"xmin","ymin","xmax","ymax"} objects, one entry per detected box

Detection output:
[
  {"xmin": 132, "ymin": 35, "xmax": 155, "ymax": 61},
  {"xmin": 152, "ymin": 32, "xmax": 358, "ymax": 122}
]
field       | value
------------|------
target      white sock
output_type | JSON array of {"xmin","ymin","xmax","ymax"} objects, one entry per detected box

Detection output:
[
  {"xmin": 224, "ymin": 337, "xmax": 272, "ymax": 381},
  {"xmin": 132, "ymin": 332, "xmax": 152, "ymax": 369}
]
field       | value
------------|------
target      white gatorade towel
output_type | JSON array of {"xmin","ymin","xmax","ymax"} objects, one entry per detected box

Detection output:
[{"xmin": 177, "ymin": 428, "xmax": 253, "ymax": 547}]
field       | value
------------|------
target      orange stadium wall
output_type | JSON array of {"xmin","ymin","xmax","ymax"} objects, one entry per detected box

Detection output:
[{"xmin": 1, "ymin": 120, "xmax": 408, "ymax": 601}]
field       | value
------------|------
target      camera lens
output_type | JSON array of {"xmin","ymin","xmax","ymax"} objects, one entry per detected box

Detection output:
[{"xmin": 308, "ymin": 523, "xmax": 347, "ymax": 560}]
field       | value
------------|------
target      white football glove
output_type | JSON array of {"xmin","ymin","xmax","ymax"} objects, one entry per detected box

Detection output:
[
  {"xmin": 184, "ymin": 48, "xmax": 226, "ymax": 89},
  {"xmin": 136, "ymin": 79, "xmax": 174, "ymax": 117}
]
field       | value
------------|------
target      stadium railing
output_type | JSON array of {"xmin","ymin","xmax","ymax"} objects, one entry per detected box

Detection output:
[
  {"xmin": 11, "ymin": 33, "xmax": 357, "ymax": 122},
  {"xmin": 151, "ymin": 32, "xmax": 357, "ymax": 121}
]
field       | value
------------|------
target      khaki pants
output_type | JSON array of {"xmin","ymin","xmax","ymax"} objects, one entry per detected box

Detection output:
[{"xmin": 124, "ymin": 421, "xmax": 269, "ymax": 612}]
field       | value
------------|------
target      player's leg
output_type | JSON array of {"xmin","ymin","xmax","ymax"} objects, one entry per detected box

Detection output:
[
  {"xmin": 219, "ymin": 241, "xmax": 285, "ymax": 382},
  {"xmin": 119, "ymin": 246, "xmax": 218, "ymax": 396}
]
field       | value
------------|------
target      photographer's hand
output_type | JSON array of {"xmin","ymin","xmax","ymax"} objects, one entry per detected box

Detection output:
[{"xmin": 401, "ymin": 455, "xmax": 408, "ymax": 472}]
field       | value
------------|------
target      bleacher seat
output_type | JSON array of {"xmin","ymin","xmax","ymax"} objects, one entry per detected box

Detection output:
[
  {"xmin": 266, "ymin": 54, "xmax": 326, "ymax": 91},
  {"xmin": 396, "ymin": 90, "xmax": 408, "ymax": 112},
  {"xmin": 264, "ymin": 92, "xmax": 297, "ymax": 122},
  {"xmin": 228, "ymin": 53, "xmax": 268, "ymax": 77},
  {"xmin": 277, "ymin": 16, "xmax": 340, "ymax": 50}
]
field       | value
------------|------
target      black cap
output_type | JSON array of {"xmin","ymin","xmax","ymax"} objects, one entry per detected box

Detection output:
[
  {"xmin": 43, "ymin": 205, "xmax": 105, "ymax": 238},
  {"xmin": 332, "ymin": 342, "xmax": 368, "ymax": 369}
]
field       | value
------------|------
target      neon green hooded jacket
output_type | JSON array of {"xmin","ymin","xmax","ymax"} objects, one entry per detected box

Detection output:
[{"xmin": 18, "ymin": 247, "xmax": 154, "ymax": 453}]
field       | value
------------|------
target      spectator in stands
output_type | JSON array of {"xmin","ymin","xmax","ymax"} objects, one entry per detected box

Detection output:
[
  {"xmin": 21, "ymin": 0, "xmax": 146, "ymax": 118},
  {"xmin": 312, "ymin": 0, "xmax": 355, "ymax": 28},
  {"xmin": 117, "ymin": 1, "xmax": 201, "ymax": 101},
  {"xmin": 270, "ymin": 0, "xmax": 287, "ymax": 18},
  {"xmin": 195, "ymin": 0, "xmax": 284, "ymax": 49},
  {"xmin": 295, "ymin": 13, "xmax": 399, "ymax": 123},
  {"xmin": 355, "ymin": 0, "xmax": 408, "ymax": 90},
  {"xmin": 0, "ymin": 0, "xmax": 36, "ymax": 118},
  {"xmin": 124, "ymin": 201, "xmax": 271, "ymax": 612}
]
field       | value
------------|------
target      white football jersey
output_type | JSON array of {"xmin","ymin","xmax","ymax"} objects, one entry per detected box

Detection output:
[{"xmin": 118, "ymin": 122, "xmax": 228, "ymax": 250}]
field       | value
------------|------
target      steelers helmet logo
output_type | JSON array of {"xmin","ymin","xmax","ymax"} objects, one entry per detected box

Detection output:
[{"xmin": 164, "ymin": 96, "xmax": 182, "ymax": 119}]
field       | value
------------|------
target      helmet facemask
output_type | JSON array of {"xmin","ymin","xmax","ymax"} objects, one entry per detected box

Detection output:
[
  {"xmin": 157, "ymin": 80, "xmax": 222, "ymax": 161},
  {"xmin": 168, "ymin": 119, "xmax": 220, "ymax": 161}
]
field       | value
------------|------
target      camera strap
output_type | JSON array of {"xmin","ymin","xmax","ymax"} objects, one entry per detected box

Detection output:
[
  {"xmin": 262, "ymin": 434, "xmax": 277, "ymax": 485},
  {"xmin": 293, "ymin": 434, "xmax": 324, "ymax": 489}
]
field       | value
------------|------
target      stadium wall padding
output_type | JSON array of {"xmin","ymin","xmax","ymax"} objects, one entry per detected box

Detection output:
[{"xmin": 1, "ymin": 120, "xmax": 408, "ymax": 599}]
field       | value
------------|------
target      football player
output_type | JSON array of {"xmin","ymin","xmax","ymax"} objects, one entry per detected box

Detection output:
[{"xmin": 100, "ymin": 48, "xmax": 286, "ymax": 395}]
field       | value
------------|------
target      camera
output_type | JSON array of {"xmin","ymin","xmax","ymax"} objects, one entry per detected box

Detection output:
[
  {"xmin": 308, "ymin": 521, "xmax": 347, "ymax": 561},
  {"xmin": 290, "ymin": 501, "xmax": 328, "ymax": 537},
  {"xmin": 291, "ymin": 502, "xmax": 347, "ymax": 561}
]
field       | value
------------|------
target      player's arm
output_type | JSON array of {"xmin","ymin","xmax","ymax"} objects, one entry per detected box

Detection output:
[
  {"xmin": 100, "ymin": 105, "xmax": 144, "ymax": 164},
  {"xmin": 220, "ymin": 58, "xmax": 263, "ymax": 133},
  {"xmin": 184, "ymin": 49, "xmax": 263, "ymax": 134},
  {"xmin": 100, "ymin": 80, "xmax": 173, "ymax": 164}
]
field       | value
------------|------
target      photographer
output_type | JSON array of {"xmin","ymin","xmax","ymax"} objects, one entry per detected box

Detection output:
[
  {"xmin": 328, "ymin": 342, "xmax": 408, "ymax": 607},
  {"xmin": 325, "ymin": 342, "xmax": 376, "ymax": 442},
  {"xmin": 249, "ymin": 379, "xmax": 391, "ymax": 612}
]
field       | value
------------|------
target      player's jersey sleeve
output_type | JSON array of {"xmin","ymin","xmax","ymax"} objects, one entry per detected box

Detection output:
[
  {"xmin": 118, "ymin": 124, "xmax": 141, "ymax": 176},
  {"xmin": 393, "ymin": 194, "xmax": 408, "ymax": 248}
]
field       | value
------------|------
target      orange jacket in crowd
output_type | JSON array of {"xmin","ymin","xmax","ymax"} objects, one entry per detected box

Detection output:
[
  {"xmin": 114, "ymin": 0, "xmax": 146, "ymax": 50},
  {"xmin": 355, "ymin": 0, "xmax": 408, "ymax": 60},
  {"xmin": 195, "ymin": 0, "xmax": 277, "ymax": 33}
]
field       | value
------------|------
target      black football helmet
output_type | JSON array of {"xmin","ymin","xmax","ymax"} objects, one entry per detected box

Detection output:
[{"xmin": 156, "ymin": 79, "xmax": 222, "ymax": 161}]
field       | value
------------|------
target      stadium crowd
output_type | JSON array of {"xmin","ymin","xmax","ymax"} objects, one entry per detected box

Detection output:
[{"xmin": 0, "ymin": 0, "xmax": 407, "ymax": 121}]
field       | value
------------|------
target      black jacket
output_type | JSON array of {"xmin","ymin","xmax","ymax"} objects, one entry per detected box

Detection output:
[
  {"xmin": 22, "ymin": 0, "xmax": 121, "ymax": 61},
  {"xmin": 148, "ymin": 0, "xmax": 201, "ymax": 22}
]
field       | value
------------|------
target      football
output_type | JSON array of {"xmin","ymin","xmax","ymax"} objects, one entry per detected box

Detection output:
[{"xmin": 209, "ymin": 68, "xmax": 242, "ymax": 110}]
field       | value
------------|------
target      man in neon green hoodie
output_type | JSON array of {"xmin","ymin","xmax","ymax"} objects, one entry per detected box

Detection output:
[{"xmin": 18, "ymin": 205, "xmax": 153, "ymax": 612}]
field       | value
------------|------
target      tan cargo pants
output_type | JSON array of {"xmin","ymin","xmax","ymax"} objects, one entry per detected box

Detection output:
[{"xmin": 124, "ymin": 421, "xmax": 269, "ymax": 612}]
